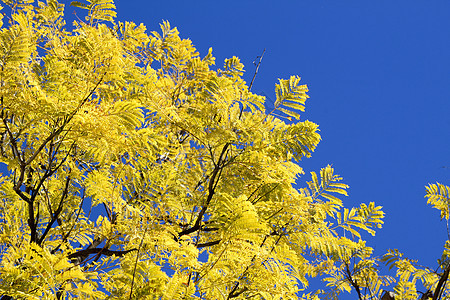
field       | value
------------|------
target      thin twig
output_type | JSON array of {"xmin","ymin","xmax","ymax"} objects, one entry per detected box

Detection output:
[
  {"xmin": 239, "ymin": 49, "xmax": 265, "ymax": 120},
  {"xmin": 178, "ymin": 143, "xmax": 230, "ymax": 238},
  {"xmin": 38, "ymin": 175, "xmax": 71, "ymax": 245},
  {"xmin": 249, "ymin": 48, "xmax": 265, "ymax": 92},
  {"xmin": 129, "ymin": 222, "xmax": 149, "ymax": 300}
]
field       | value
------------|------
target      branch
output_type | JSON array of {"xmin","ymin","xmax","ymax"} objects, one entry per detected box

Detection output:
[
  {"xmin": 196, "ymin": 240, "xmax": 220, "ymax": 248},
  {"xmin": 38, "ymin": 175, "xmax": 71, "ymax": 245},
  {"xmin": 345, "ymin": 262, "xmax": 363, "ymax": 300},
  {"xmin": 201, "ymin": 226, "xmax": 219, "ymax": 232},
  {"xmin": 25, "ymin": 74, "xmax": 105, "ymax": 167},
  {"xmin": 27, "ymin": 197, "xmax": 37, "ymax": 243},
  {"xmin": 51, "ymin": 187, "xmax": 86, "ymax": 255},
  {"xmin": 251, "ymin": 183, "xmax": 279, "ymax": 205},
  {"xmin": 3, "ymin": 116, "xmax": 24, "ymax": 166},
  {"xmin": 24, "ymin": 123, "xmax": 65, "ymax": 167},
  {"xmin": 3, "ymin": 117, "xmax": 30, "ymax": 204},
  {"xmin": 129, "ymin": 224, "xmax": 149, "ymax": 300},
  {"xmin": 68, "ymin": 247, "xmax": 137, "ymax": 260},
  {"xmin": 433, "ymin": 264, "xmax": 450, "ymax": 300},
  {"xmin": 226, "ymin": 219, "xmax": 291, "ymax": 300},
  {"xmin": 227, "ymin": 286, "xmax": 248, "ymax": 299},
  {"xmin": 178, "ymin": 143, "xmax": 229, "ymax": 238},
  {"xmin": 239, "ymin": 48, "xmax": 265, "ymax": 120},
  {"xmin": 248, "ymin": 48, "xmax": 265, "ymax": 92}
]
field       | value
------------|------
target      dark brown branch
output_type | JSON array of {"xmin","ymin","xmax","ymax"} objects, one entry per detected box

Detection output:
[
  {"xmin": 227, "ymin": 218, "xmax": 291, "ymax": 300},
  {"xmin": 4, "ymin": 118, "xmax": 30, "ymax": 203},
  {"xmin": 227, "ymin": 283, "xmax": 240, "ymax": 300},
  {"xmin": 228, "ymin": 286, "xmax": 248, "ymax": 299},
  {"xmin": 201, "ymin": 227, "xmax": 219, "ymax": 232},
  {"xmin": 51, "ymin": 191, "xmax": 86, "ymax": 255},
  {"xmin": 252, "ymin": 184, "xmax": 279, "ymax": 205},
  {"xmin": 30, "ymin": 141, "xmax": 75, "ymax": 202},
  {"xmin": 420, "ymin": 290, "xmax": 433, "ymax": 300},
  {"xmin": 196, "ymin": 240, "xmax": 221, "ymax": 248},
  {"xmin": 68, "ymin": 247, "xmax": 137, "ymax": 260},
  {"xmin": 178, "ymin": 143, "xmax": 229, "ymax": 238},
  {"xmin": 8, "ymin": 74, "xmax": 102, "ymax": 244},
  {"xmin": 433, "ymin": 264, "xmax": 450, "ymax": 300},
  {"xmin": 247, "ymin": 185, "xmax": 262, "ymax": 203},
  {"xmin": 265, "ymin": 207, "xmax": 284, "ymax": 221},
  {"xmin": 38, "ymin": 176, "xmax": 71, "ymax": 245},
  {"xmin": 24, "ymin": 123, "xmax": 66, "ymax": 167},
  {"xmin": 25, "ymin": 141, "xmax": 75, "ymax": 244},
  {"xmin": 13, "ymin": 179, "xmax": 30, "ymax": 202},
  {"xmin": 3, "ymin": 117, "xmax": 24, "ymax": 166},
  {"xmin": 345, "ymin": 262, "xmax": 363, "ymax": 300},
  {"xmin": 27, "ymin": 199, "xmax": 37, "ymax": 243}
]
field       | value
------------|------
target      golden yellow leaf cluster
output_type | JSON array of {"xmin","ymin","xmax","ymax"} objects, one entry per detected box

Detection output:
[{"xmin": 0, "ymin": 1, "xmax": 395, "ymax": 299}]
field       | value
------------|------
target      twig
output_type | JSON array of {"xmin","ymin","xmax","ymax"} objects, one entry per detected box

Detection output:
[
  {"xmin": 178, "ymin": 143, "xmax": 229, "ymax": 238},
  {"xmin": 227, "ymin": 217, "xmax": 291, "ymax": 299},
  {"xmin": 249, "ymin": 48, "xmax": 265, "ymax": 92},
  {"xmin": 38, "ymin": 176, "xmax": 71, "ymax": 245},
  {"xmin": 251, "ymin": 183, "xmax": 279, "ymax": 205},
  {"xmin": 129, "ymin": 223, "xmax": 149, "ymax": 300},
  {"xmin": 239, "ymin": 49, "xmax": 265, "ymax": 120}
]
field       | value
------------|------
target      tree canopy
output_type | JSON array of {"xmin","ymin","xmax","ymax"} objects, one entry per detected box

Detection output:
[{"xmin": 0, "ymin": 1, "xmax": 448, "ymax": 299}]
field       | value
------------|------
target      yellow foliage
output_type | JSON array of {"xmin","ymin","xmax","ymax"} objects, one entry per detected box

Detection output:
[{"xmin": 0, "ymin": 1, "xmax": 389, "ymax": 299}]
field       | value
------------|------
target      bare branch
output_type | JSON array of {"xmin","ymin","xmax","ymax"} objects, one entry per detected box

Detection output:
[
  {"xmin": 239, "ymin": 48, "xmax": 265, "ymax": 120},
  {"xmin": 248, "ymin": 48, "xmax": 265, "ymax": 92}
]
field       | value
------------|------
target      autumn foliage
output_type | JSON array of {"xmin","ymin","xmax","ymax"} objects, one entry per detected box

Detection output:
[{"xmin": 0, "ymin": 1, "xmax": 449, "ymax": 300}]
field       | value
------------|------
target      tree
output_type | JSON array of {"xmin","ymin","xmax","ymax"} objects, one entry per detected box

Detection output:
[{"xmin": 0, "ymin": 0, "xmax": 387, "ymax": 299}]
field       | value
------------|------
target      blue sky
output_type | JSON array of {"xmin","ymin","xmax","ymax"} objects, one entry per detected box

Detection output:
[{"xmin": 94, "ymin": 0, "xmax": 450, "ymax": 296}]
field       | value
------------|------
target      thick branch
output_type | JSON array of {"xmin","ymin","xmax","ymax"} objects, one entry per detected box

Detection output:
[
  {"xmin": 196, "ymin": 240, "xmax": 221, "ymax": 248},
  {"xmin": 68, "ymin": 248, "xmax": 137, "ymax": 260},
  {"xmin": 227, "ymin": 286, "xmax": 248, "ymax": 299},
  {"xmin": 27, "ymin": 199, "xmax": 37, "ymax": 243},
  {"xmin": 345, "ymin": 262, "xmax": 363, "ymax": 300},
  {"xmin": 433, "ymin": 264, "xmax": 450, "ymax": 300}
]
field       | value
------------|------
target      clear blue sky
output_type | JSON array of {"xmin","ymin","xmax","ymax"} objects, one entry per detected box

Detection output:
[{"xmin": 100, "ymin": 0, "xmax": 450, "ymax": 296}]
